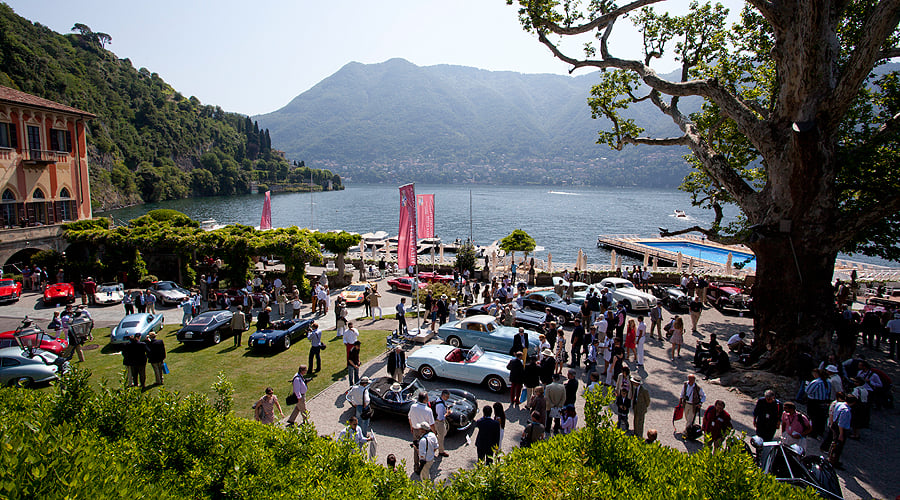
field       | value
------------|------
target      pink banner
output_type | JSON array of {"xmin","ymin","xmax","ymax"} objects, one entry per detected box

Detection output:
[
  {"xmin": 259, "ymin": 191, "xmax": 272, "ymax": 230},
  {"xmin": 416, "ymin": 194, "xmax": 434, "ymax": 239},
  {"xmin": 398, "ymin": 184, "xmax": 417, "ymax": 271}
]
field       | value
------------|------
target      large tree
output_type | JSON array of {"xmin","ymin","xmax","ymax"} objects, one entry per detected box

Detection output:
[{"xmin": 509, "ymin": 0, "xmax": 900, "ymax": 371}]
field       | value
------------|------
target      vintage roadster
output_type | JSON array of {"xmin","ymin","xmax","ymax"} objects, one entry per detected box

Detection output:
[{"xmin": 345, "ymin": 376, "xmax": 477, "ymax": 432}]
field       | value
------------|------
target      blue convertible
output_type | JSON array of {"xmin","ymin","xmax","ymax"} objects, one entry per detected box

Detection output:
[
  {"xmin": 248, "ymin": 318, "xmax": 313, "ymax": 350},
  {"xmin": 407, "ymin": 344, "xmax": 513, "ymax": 393},
  {"xmin": 437, "ymin": 315, "xmax": 540, "ymax": 355}
]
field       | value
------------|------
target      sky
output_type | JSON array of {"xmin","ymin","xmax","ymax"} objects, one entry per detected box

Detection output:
[{"xmin": 7, "ymin": 0, "xmax": 743, "ymax": 116}]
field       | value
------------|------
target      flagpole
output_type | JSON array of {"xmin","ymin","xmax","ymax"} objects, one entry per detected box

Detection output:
[{"xmin": 412, "ymin": 184, "xmax": 420, "ymax": 332}]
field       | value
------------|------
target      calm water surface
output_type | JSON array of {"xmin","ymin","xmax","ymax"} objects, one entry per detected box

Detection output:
[{"xmin": 100, "ymin": 184, "xmax": 891, "ymax": 267}]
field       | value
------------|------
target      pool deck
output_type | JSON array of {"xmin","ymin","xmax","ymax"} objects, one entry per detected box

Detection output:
[{"xmin": 597, "ymin": 234, "xmax": 755, "ymax": 274}]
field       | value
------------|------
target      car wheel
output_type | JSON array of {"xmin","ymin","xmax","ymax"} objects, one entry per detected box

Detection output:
[
  {"xmin": 391, "ymin": 284, "xmax": 398, "ymax": 292},
  {"xmin": 419, "ymin": 365, "xmax": 436, "ymax": 380},
  {"xmin": 11, "ymin": 377, "xmax": 33, "ymax": 389},
  {"xmin": 212, "ymin": 331, "xmax": 221, "ymax": 344},
  {"xmin": 283, "ymin": 335, "xmax": 291, "ymax": 350},
  {"xmin": 447, "ymin": 336, "xmax": 462, "ymax": 348},
  {"xmin": 485, "ymin": 375, "xmax": 505, "ymax": 393},
  {"xmin": 623, "ymin": 300, "xmax": 632, "ymax": 312}
]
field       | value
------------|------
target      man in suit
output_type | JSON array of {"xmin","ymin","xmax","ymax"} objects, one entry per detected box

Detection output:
[
  {"xmin": 510, "ymin": 327, "xmax": 529, "ymax": 356},
  {"xmin": 145, "ymin": 331, "xmax": 167, "ymax": 386},
  {"xmin": 474, "ymin": 405, "xmax": 501, "ymax": 464},
  {"xmin": 387, "ymin": 345, "xmax": 406, "ymax": 382},
  {"xmin": 631, "ymin": 375, "xmax": 651, "ymax": 440}
]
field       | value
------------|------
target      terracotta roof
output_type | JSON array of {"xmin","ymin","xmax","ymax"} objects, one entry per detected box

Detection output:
[{"xmin": 0, "ymin": 85, "xmax": 95, "ymax": 118}]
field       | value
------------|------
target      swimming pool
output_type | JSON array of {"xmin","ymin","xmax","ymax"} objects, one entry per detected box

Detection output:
[{"xmin": 637, "ymin": 240, "xmax": 757, "ymax": 270}]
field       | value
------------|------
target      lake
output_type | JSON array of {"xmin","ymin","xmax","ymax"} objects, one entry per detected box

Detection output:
[{"xmin": 98, "ymin": 184, "xmax": 893, "ymax": 267}]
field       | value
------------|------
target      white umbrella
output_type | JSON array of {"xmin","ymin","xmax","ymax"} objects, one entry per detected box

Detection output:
[
  {"xmin": 490, "ymin": 249, "xmax": 498, "ymax": 277},
  {"xmin": 431, "ymin": 245, "xmax": 436, "ymax": 265},
  {"xmin": 610, "ymin": 249, "xmax": 617, "ymax": 269},
  {"xmin": 652, "ymin": 255, "xmax": 658, "ymax": 272},
  {"xmin": 359, "ymin": 241, "xmax": 366, "ymax": 265},
  {"xmin": 676, "ymin": 252, "xmax": 683, "ymax": 272},
  {"xmin": 726, "ymin": 252, "xmax": 733, "ymax": 274},
  {"xmin": 439, "ymin": 244, "xmax": 445, "ymax": 265},
  {"xmin": 615, "ymin": 255, "xmax": 622, "ymax": 270},
  {"xmin": 577, "ymin": 248, "xmax": 585, "ymax": 271},
  {"xmin": 547, "ymin": 252, "xmax": 553, "ymax": 272},
  {"xmin": 688, "ymin": 257, "xmax": 694, "ymax": 274},
  {"xmin": 642, "ymin": 249, "xmax": 650, "ymax": 267},
  {"xmin": 580, "ymin": 248, "xmax": 587, "ymax": 272}
]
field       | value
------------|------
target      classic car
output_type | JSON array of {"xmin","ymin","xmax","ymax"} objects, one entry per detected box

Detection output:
[
  {"xmin": 407, "ymin": 344, "xmax": 513, "ymax": 393},
  {"xmin": 598, "ymin": 277, "xmax": 658, "ymax": 312},
  {"xmin": 0, "ymin": 346, "xmax": 69, "ymax": 388},
  {"xmin": 651, "ymin": 284, "xmax": 691, "ymax": 311},
  {"xmin": 94, "ymin": 282, "xmax": 125, "ymax": 305},
  {"xmin": 213, "ymin": 288, "xmax": 268, "ymax": 308},
  {"xmin": 248, "ymin": 318, "xmax": 313, "ymax": 350},
  {"xmin": 0, "ymin": 279, "xmax": 22, "ymax": 304},
  {"xmin": 43, "ymin": 282, "xmax": 76, "ymax": 306},
  {"xmin": 339, "ymin": 283, "xmax": 370, "ymax": 305},
  {"xmin": 749, "ymin": 436, "xmax": 842, "ymax": 500},
  {"xmin": 551, "ymin": 277, "xmax": 592, "ymax": 304},
  {"xmin": 176, "ymin": 310, "xmax": 234, "ymax": 344},
  {"xmin": 0, "ymin": 320, "xmax": 68, "ymax": 355},
  {"xmin": 110, "ymin": 313, "xmax": 165, "ymax": 344},
  {"xmin": 386, "ymin": 276, "xmax": 428, "ymax": 294},
  {"xmin": 465, "ymin": 303, "xmax": 546, "ymax": 332},
  {"xmin": 707, "ymin": 282, "xmax": 752, "ymax": 311},
  {"xmin": 520, "ymin": 290, "xmax": 582, "ymax": 324},
  {"xmin": 437, "ymin": 314, "xmax": 542, "ymax": 355},
  {"xmin": 147, "ymin": 281, "xmax": 190, "ymax": 306},
  {"xmin": 345, "ymin": 376, "xmax": 477, "ymax": 432},
  {"xmin": 418, "ymin": 272, "xmax": 466, "ymax": 286}
]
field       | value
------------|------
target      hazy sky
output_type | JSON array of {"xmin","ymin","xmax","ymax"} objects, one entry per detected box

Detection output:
[{"xmin": 7, "ymin": 0, "xmax": 742, "ymax": 116}]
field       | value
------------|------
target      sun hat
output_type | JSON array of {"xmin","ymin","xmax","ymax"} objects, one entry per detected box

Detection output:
[
  {"xmin": 630, "ymin": 375, "xmax": 643, "ymax": 384},
  {"xmin": 390, "ymin": 382, "xmax": 403, "ymax": 392},
  {"xmin": 541, "ymin": 348, "xmax": 554, "ymax": 357},
  {"xmin": 825, "ymin": 365, "xmax": 838, "ymax": 373},
  {"xmin": 360, "ymin": 376, "xmax": 370, "ymax": 384}
]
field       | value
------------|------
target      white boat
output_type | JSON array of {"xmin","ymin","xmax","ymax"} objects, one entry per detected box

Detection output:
[{"xmin": 673, "ymin": 210, "xmax": 687, "ymax": 218}]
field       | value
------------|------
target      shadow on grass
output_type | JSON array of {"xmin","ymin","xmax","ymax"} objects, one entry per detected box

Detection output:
[{"xmin": 100, "ymin": 343, "xmax": 122, "ymax": 354}]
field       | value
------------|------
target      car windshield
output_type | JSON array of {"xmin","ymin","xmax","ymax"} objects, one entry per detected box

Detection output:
[
  {"xmin": 543, "ymin": 293, "xmax": 564, "ymax": 303},
  {"xmin": 484, "ymin": 321, "xmax": 497, "ymax": 332},
  {"xmin": 346, "ymin": 285, "xmax": 367, "ymax": 292},
  {"xmin": 98, "ymin": 284, "xmax": 122, "ymax": 293},
  {"xmin": 0, "ymin": 279, "xmax": 14, "ymax": 287},
  {"xmin": 618, "ymin": 282, "xmax": 636, "ymax": 289},
  {"xmin": 120, "ymin": 321, "xmax": 139, "ymax": 328},
  {"xmin": 188, "ymin": 315, "xmax": 214, "ymax": 326},
  {"xmin": 466, "ymin": 345, "xmax": 484, "ymax": 362},
  {"xmin": 156, "ymin": 282, "xmax": 176, "ymax": 291}
]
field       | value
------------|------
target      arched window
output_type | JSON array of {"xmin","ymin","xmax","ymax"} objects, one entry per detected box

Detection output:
[
  {"xmin": 32, "ymin": 188, "xmax": 45, "ymax": 199},
  {"xmin": 2, "ymin": 189, "xmax": 14, "ymax": 202},
  {"xmin": 2, "ymin": 189, "xmax": 18, "ymax": 227},
  {"xmin": 59, "ymin": 188, "xmax": 71, "ymax": 199}
]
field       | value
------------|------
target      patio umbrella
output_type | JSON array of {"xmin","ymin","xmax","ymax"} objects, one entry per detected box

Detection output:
[
  {"xmin": 439, "ymin": 244, "xmax": 445, "ymax": 265},
  {"xmin": 610, "ymin": 249, "xmax": 617, "ymax": 269},
  {"xmin": 652, "ymin": 255, "xmax": 658, "ymax": 272},
  {"xmin": 643, "ymin": 249, "xmax": 650, "ymax": 268},
  {"xmin": 577, "ymin": 248, "xmax": 585, "ymax": 272},
  {"xmin": 491, "ymin": 249, "xmax": 498, "ymax": 277},
  {"xmin": 726, "ymin": 252, "xmax": 733, "ymax": 274},
  {"xmin": 547, "ymin": 252, "xmax": 553, "ymax": 272},
  {"xmin": 431, "ymin": 245, "xmax": 436, "ymax": 266},
  {"xmin": 676, "ymin": 252, "xmax": 683, "ymax": 272},
  {"xmin": 688, "ymin": 257, "xmax": 694, "ymax": 274},
  {"xmin": 580, "ymin": 248, "xmax": 588, "ymax": 272}
]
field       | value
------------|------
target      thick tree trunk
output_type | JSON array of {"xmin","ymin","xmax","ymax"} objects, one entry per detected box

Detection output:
[
  {"xmin": 749, "ymin": 235, "xmax": 838, "ymax": 376},
  {"xmin": 336, "ymin": 252, "xmax": 345, "ymax": 279}
]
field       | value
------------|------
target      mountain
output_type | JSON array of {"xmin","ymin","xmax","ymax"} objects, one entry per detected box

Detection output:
[
  {"xmin": 256, "ymin": 58, "xmax": 698, "ymax": 187},
  {"xmin": 0, "ymin": 4, "xmax": 339, "ymax": 210}
]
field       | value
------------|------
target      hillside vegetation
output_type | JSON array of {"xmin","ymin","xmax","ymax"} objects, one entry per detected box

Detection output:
[
  {"xmin": 0, "ymin": 4, "xmax": 340, "ymax": 210},
  {"xmin": 0, "ymin": 368, "xmax": 818, "ymax": 499}
]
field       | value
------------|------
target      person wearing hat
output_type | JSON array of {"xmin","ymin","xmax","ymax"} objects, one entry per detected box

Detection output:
[
  {"xmin": 539, "ymin": 348, "xmax": 556, "ymax": 386},
  {"xmin": 145, "ymin": 330, "xmax": 167, "ymax": 385},
  {"xmin": 415, "ymin": 421, "xmax": 438, "ymax": 481},
  {"xmin": 437, "ymin": 294, "xmax": 449, "ymax": 325},
  {"xmin": 386, "ymin": 381, "xmax": 404, "ymax": 403},
  {"xmin": 825, "ymin": 365, "xmax": 844, "ymax": 400},
  {"xmin": 348, "ymin": 376, "xmax": 372, "ymax": 436}
]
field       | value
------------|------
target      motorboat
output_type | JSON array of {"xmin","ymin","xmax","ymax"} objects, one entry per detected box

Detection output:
[{"xmin": 673, "ymin": 209, "xmax": 687, "ymax": 218}]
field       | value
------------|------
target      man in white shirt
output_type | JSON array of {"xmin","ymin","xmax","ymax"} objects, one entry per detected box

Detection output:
[
  {"xmin": 415, "ymin": 422, "xmax": 439, "ymax": 481},
  {"xmin": 887, "ymin": 312, "xmax": 900, "ymax": 360},
  {"xmin": 727, "ymin": 332, "xmax": 748, "ymax": 353},
  {"xmin": 273, "ymin": 277, "xmax": 283, "ymax": 295},
  {"xmin": 343, "ymin": 320, "xmax": 359, "ymax": 359},
  {"xmin": 679, "ymin": 374, "xmax": 706, "ymax": 434},
  {"xmin": 347, "ymin": 376, "xmax": 371, "ymax": 435},
  {"xmin": 408, "ymin": 391, "xmax": 435, "ymax": 436}
]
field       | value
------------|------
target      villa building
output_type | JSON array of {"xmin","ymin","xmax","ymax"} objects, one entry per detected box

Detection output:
[{"xmin": 0, "ymin": 85, "xmax": 95, "ymax": 227}]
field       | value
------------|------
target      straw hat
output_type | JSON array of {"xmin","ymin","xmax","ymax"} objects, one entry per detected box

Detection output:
[
  {"xmin": 390, "ymin": 382, "xmax": 403, "ymax": 392},
  {"xmin": 360, "ymin": 376, "xmax": 370, "ymax": 385},
  {"xmin": 541, "ymin": 348, "xmax": 554, "ymax": 357}
]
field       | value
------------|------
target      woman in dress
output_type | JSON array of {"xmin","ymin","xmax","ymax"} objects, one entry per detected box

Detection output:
[
  {"xmin": 669, "ymin": 315, "xmax": 685, "ymax": 358},
  {"xmin": 254, "ymin": 387, "xmax": 284, "ymax": 425},
  {"xmin": 624, "ymin": 319, "xmax": 637, "ymax": 362},
  {"xmin": 492, "ymin": 402, "xmax": 506, "ymax": 451},
  {"xmin": 554, "ymin": 333, "xmax": 566, "ymax": 375}
]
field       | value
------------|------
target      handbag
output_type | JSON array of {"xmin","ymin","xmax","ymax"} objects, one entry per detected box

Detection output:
[
  {"xmin": 286, "ymin": 392, "xmax": 299, "ymax": 405},
  {"xmin": 162, "ymin": 362, "xmax": 170, "ymax": 374},
  {"xmin": 320, "ymin": 343, "xmax": 327, "ymax": 350},
  {"xmin": 673, "ymin": 403, "xmax": 685, "ymax": 422},
  {"xmin": 520, "ymin": 387, "xmax": 528, "ymax": 404}
]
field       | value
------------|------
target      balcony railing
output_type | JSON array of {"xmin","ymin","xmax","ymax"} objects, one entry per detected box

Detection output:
[{"xmin": 22, "ymin": 149, "xmax": 69, "ymax": 164}]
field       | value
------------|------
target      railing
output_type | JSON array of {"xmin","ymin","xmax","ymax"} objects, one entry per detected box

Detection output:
[{"xmin": 22, "ymin": 149, "xmax": 70, "ymax": 163}]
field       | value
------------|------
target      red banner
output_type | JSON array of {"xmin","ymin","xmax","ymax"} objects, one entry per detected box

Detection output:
[
  {"xmin": 398, "ymin": 183, "xmax": 417, "ymax": 271},
  {"xmin": 259, "ymin": 191, "xmax": 272, "ymax": 230},
  {"xmin": 416, "ymin": 194, "xmax": 434, "ymax": 239}
]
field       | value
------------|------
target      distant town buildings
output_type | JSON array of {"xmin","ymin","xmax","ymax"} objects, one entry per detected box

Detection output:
[{"xmin": 0, "ymin": 85, "xmax": 95, "ymax": 227}]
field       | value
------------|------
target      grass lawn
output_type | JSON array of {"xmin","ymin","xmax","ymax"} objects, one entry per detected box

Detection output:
[{"xmin": 68, "ymin": 326, "xmax": 390, "ymax": 419}]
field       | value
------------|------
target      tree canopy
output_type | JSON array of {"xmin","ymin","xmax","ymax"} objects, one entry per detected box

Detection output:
[
  {"xmin": 508, "ymin": 0, "xmax": 900, "ymax": 368},
  {"xmin": 500, "ymin": 229, "xmax": 537, "ymax": 254}
]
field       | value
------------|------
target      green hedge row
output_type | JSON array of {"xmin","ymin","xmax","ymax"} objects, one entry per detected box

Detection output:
[{"xmin": 0, "ymin": 369, "xmax": 817, "ymax": 499}]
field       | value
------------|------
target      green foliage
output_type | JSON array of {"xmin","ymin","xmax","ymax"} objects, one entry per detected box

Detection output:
[
  {"xmin": 29, "ymin": 249, "xmax": 63, "ymax": 272},
  {"xmin": 499, "ymin": 229, "xmax": 536, "ymax": 254},
  {"xmin": 211, "ymin": 371, "xmax": 235, "ymax": 415},
  {"xmin": 455, "ymin": 241, "xmax": 477, "ymax": 275}
]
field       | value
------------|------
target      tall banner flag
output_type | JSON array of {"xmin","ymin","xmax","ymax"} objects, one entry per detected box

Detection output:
[
  {"xmin": 259, "ymin": 191, "xmax": 272, "ymax": 230},
  {"xmin": 398, "ymin": 183, "xmax": 418, "ymax": 271},
  {"xmin": 416, "ymin": 194, "xmax": 435, "ymax": 239}
]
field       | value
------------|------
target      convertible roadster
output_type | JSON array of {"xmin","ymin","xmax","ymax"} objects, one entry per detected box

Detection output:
[
  {"xmin": 749, "ymin": 436, "xmax": 842, "ymax": 500},
  {"xmin": 407, "ymin": 344, "xmax": 513, "ymax": 393},
  {"xmin": 43, "ymin": 282, "xmax": 75, "ymax": 306},
  {"xmin": 248, "ymin": 318, "xmax": 313, "ymax": 350},
  {"xmin": 345, "ymin": 377, "xmax": 477, "ymax": 432},
  {"xmin": 707, "ymin": 282, "xmax": 753, "ymax": 312},
  {"xmin": 651, "ymin": 284, "xmax": 691, "ymax": 311},
  {"xmin": 0, "ymin": 319, "xmax": 68, "ymax": 355},
  {"xmin": 176, "ymin": 310, "xmax": 234, "ymax": 344},
  {"xmin": 0, "ymin": 279, "xmax": 22, "ymax": 304},
  {"xmin": 438, "ymin": 314, "xmax": 541, "ymax": 355}
]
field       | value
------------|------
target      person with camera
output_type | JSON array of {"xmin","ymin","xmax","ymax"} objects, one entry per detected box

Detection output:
[{"xmin": 413, "ymin": 422, "xmax": 438, "ymax": 481}]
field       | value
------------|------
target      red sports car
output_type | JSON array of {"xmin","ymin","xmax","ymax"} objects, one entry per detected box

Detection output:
[
  {"xmin": 0, "ymin": 329, "xmax": 68, "ymax": 355},
  {"xmin": 418, "ymin": 272, "xmax": 466, "ymax": 286},
  {"xmin": 0, "ymin": 279, "xmax": 22, "ymax": 304},
  {"xmin": 387, "ymin": 276, "xmax": 428, "ymax": 294},
  {"xmin": 43, "ymin": 283, "xmax": 76, "ymax": 306}
]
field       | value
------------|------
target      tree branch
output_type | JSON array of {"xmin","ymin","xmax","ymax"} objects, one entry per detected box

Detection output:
[
  {"xmin": 836, "ymin": 194, "xmax": 900, "ymax": 247},
  {"xmin": 745, "ymin": 0, "xmax": 776, "ymax": 22},
  {"xmin": 830, "ymin": 0, "xmax": 900, "ymax": 130},
  {"xmin": 658, "ymin": 225, "xmax": 746, "ymax": 245},
  {"xmin": 622, "ymin": 135, "xmax": 692, "ymax": 147},
  {"xmin": 881, "ymin": 47, "xmax": 900, "ymax": 59},
  {"xmin": 540, "ymin": 0, "xmax": 665, "ymax": 36}
]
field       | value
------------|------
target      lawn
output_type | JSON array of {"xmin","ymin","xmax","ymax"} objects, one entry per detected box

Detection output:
[{"xmin": 69, "ymin": 325, "xmax": 390, "ymax": 419}]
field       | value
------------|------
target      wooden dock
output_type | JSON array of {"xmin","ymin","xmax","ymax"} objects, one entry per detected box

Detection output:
[{"xmin": 595, "ymin": 234, "xmax": 748, "ymax": 273}]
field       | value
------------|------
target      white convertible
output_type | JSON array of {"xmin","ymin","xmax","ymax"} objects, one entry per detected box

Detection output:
[
  {"xmin": 406, "ymin": 344, "xmax": 512, "ymax": 393},
  {"xmin": 599, "ymin": 277, "xmax": 657, "ymax": 312}
]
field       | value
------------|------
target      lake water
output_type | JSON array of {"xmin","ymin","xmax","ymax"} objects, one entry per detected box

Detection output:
[{"xmin": 99, "ymin": 184, "xmax": 893, "ymax": 267}]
